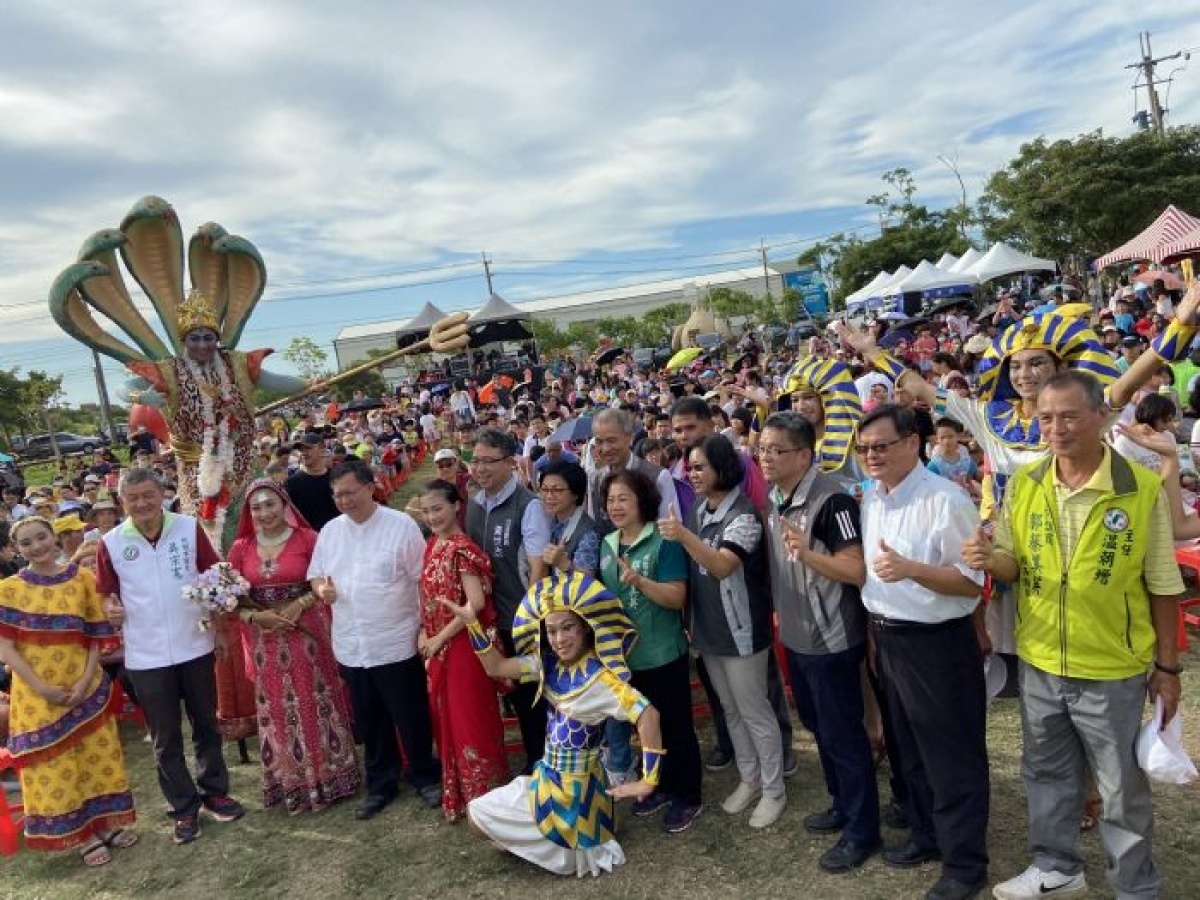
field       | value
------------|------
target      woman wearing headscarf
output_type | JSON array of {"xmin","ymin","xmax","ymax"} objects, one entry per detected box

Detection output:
[{"xmin": 226, "ymin": 478, "xmax": 360, "ymax": 814}]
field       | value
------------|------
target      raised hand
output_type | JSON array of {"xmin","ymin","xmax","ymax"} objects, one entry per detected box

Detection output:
[
  {"xmin": 1174, "ymin": 279, "xmax": 1200, "ymax": 326},
  {"xmin": 960, "ymin": 524, "xmax": 994, "ymax": 571},
  {"xmin": 833, "ymin": 321, "xmax": 877, "ymax": 359},
  {"xmin": 1115, "ymin": 422, "xmax": 1179, "ymax": 459},
  {"xmin": 873, "ymin": 538, "xmax": 909, "ymax": 583},
  {"xmin": 314, "ymin": 575, "xmax": 337, "ymax": 604},
  {"xmin": 104, "ymin": 595, "xmax": 125, "ymax": 627},
  {"xmin": 543, "ymin": 542, "xmax": 571, "ymax": 571},
  {"xmin": 780, "ymin": 515, "xmax": 809, "ymax": 563},
  {"xmin": 616, "ymin": 555, "xmax": 641, "ymax": 588},
  {"xmin": 656, "ymin": 503, "xmax": 685, "ymax": 542}
]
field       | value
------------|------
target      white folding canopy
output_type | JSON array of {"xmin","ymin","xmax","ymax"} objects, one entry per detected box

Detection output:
[{"xmin": 963, "ymin": 242, "xmax": 1055, "ymax": 282}]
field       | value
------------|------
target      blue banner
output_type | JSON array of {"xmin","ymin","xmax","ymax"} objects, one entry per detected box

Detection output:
[{"xmin": 783, "ymin": 268, "xmax": 829, "ymax": 315}]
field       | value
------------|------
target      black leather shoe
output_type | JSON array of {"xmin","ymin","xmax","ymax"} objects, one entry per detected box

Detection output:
[
  {"xmin": 804, "ymin": 807, "xmax": 849, "ymax": 834},
  {"xmin": 417, "ymin": 784, "xmax": 443, "ymax": 809},
  {"xmin": 354, "ymin": 796, "xmax": 393, "ymax": 820},
  {"xmin": 924, "ymin": 875, "xmax": 986, "ymax": 900},
  {"xmin": 818, "ymin": 837, "xmax": 881, "ymax": 873},
  {"xmin": 883, "ymin": 798, "xmax": 909, "ymax": 829},
  {"xmin": 881, "ymin": 840, "xmax": 941, "ymax": 868}
]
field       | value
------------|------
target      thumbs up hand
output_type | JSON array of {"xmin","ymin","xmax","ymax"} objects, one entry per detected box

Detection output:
[
  {"xmin": 780, "ymin": 515, "xmax": 809, "ymax": 563},
  {"xmin": 960, "ymin": 524, "xmax": 994, "ymax": 571},
  {"xmin": 314, "ymin": 575, "xmax": 338, "ymax": 604},
  {"xmin": 657, "ymin": 503, "xmax": 685, "ymax": 542},
  {"xmin": 543, "ymin": 543, "xmax": 570, "ymax": 571},
  {"xmin": 616, "ymin": 555, "xmax": 642, "ymax": 589},
  {"xmin": 872, "ymin": 538, "xmax": 909, "ymax": 583}
]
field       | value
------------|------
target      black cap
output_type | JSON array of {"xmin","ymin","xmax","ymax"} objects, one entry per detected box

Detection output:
[
  {"xmin": 1121, "ymin": 334, "xmax": 1146, "ymax": 347},
  {"xmin": 292, "ymin": 431, "xmax": 325, "ymax": 449}
]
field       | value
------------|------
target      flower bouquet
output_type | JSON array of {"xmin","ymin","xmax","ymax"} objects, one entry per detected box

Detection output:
[{"xmin": 183, "ymin": 561, "xmax": 251, "ymax": 631}]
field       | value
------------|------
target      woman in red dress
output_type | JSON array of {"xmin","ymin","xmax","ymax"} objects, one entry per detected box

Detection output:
[
  {"xmin": 417, "ymin": 479, "xmax": 509, "ymax": 821},
  {"xmin": 226, "ymin": 479, "xmax": 360, "ymax": 813}
]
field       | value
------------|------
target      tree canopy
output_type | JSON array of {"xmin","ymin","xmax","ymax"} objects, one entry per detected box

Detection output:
[{"xmin": 978, "ymin": 125, "xmax": 1200, "ymax": 262}]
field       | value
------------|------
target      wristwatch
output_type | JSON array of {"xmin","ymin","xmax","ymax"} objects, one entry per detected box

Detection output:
[{"xmin": 1154, "ymin": 660, "xmax": 1183, "ymax": 676}]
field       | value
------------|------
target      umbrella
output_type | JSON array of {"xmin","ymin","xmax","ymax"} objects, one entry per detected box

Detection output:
[
  {"xmin": 877, "ymin": 311, "xmax": 910, "ymax": 321},
  {"xmin": 594, "ymin": 346, "xmax": 624, "ymax": 367},
  {"xmin": 1133, "ymin": 270, "xmax": 1185, "ymax": 291},
  {"xmin": 1039, "ymin": 282, "xmax": 1082, "ymax": 298},
  {"xmin": 925, "ymin": 296, "xmax": 974, "ymax": 316},
  {"xmin": 666, "ymin": 347, "xmax": 704, "ymax": 370},
  {"xmin": 428, "ymin": 382, "xmax": 452, "ymax": 395},
  {"xmin": 549, "ymin": 417, "xmax": 592, "ymax": 444},
  {"xmin": 0, "ymin": 452, "xmax": 11, "ymax": 463},
  {"xmin": 341, "ymin": 397, "xmax": 386, "ymax": 413},
  {"xmin": 878, "ymin": 328, "xmax": 917, "ymax": 349}
]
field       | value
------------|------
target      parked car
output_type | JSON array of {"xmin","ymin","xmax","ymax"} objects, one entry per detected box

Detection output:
[{"xmin": 17, "ymin": 432, "xmax": 110, "ymax": 462}]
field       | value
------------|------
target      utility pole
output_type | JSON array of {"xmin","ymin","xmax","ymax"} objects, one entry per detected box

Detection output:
[
  {"xmin": 92, "ymin": 349, "xmax": 116, "ymax": 442},
  {"xmin": 481, "ymin": 251, "xmax": 494, "ymax": 295},
  {"xmin": 1126, "ymin": 32, "xmax": 1181, "ymax": 135},
  {"xmin": 759, "ymin": 241, "xmax": 773, "ymax": 299}
]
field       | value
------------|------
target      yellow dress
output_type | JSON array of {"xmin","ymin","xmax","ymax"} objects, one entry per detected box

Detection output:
[{"xmin": 0, "ymin": 565, "xmax": 136, "ymax": 851}]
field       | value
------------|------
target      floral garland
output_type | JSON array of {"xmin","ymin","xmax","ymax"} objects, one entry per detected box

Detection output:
[{"xmin": 185, "ymin": 352, "xmax": 237, "ymax": 524}]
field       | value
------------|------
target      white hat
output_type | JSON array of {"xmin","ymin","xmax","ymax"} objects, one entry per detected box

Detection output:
[{"xmin": 434, "ymin": 449, "xmax": 459, "ymax": 463}]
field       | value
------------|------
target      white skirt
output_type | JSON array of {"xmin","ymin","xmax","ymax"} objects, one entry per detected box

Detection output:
[{"xmin": 467, "ymin": 776, "xmax": 627, "ymax": 878}]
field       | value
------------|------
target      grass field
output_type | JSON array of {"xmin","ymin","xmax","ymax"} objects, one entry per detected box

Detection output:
[{"xmin": 3, "ymin": 466, "xmax": 1199, "ymax": 899}]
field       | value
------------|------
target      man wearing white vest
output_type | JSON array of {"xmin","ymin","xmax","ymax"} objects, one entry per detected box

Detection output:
[{"xmin": 97, "ymin": 468, "xmax": 244, "ymax": 846}]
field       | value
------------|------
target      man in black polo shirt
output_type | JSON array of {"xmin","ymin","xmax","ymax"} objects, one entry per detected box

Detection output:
[{"xmin": 285, "ymin": 432, "xmax": 340, "ymax": 531}]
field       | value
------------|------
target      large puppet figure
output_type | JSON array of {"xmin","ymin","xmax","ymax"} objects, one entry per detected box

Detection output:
[
  {"xmin": 48, "ymin": 196, "xmax": 307, "ymax": 542},
  {"xmin": 48, "ymin": 196, "xmax": 308, "ymax": 743}
]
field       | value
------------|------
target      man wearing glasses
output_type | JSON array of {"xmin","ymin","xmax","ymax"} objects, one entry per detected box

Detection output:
[
  {"xmin": 308, "ymin": 458, "xmax": 442, "ymax": 820},
  {"xmin": 464, "ymin": 429, "xmax": 550, "ymax": 773},
  {"xmin": 856, "ymin": 404, "xmax": 989, "ymax": 900},
  {"xmin": 761, "ymin": 412, "xmax": 880, "ymax": 874},
  {"xmin": 587, "ymin": 408, "xmax": 678, "ymax": 532}
]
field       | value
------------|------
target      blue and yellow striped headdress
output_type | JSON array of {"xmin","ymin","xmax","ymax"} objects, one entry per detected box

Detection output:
[
  {"xmin": 512, "ymin": 569, "xmax": 636, "ymax": 700},
  {"xmin": 779, "ymin": 356, "xmax": 863, "ymax": 473},
  {"xmin": 976, "ymin": 311, "xmax": 1118, "ymax": 403}
]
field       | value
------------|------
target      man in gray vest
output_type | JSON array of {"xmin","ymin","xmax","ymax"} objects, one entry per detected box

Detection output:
[
  {"xmin": 464, "ymin": 428, "xmax": 550, "ymax": 773},
  {"xmin": 762, "ymin": 412, "xmax": 881, "ymax": 873},
  {"xmin": 588, "ymin": 408, "xmax": 678, "ymax": 533}
]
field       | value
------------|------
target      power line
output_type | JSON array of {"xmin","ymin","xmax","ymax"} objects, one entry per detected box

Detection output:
[{"xmin": 1126, "ymin": 31, "xmax": 1183, "ymax": 134}]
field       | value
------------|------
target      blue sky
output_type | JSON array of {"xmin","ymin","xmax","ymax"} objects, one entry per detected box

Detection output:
[{"xmin": 1, "ymin": 1, "xmax": 1196, "ymax": 403}]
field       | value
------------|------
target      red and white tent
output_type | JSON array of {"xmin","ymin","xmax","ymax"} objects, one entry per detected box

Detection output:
[
  {"xmin": 1095, "ymin": 205, "xmax": 1200, "ymax": 268},
  {"xmin": 1160, "ymin": 222, "xmax": 1200, "ymax": 262}
]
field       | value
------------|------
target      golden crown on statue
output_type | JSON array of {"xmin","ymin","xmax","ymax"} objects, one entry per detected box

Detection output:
[{"xmin": 178, "ymin": 289, "xmax": 221, "ymax": 336}]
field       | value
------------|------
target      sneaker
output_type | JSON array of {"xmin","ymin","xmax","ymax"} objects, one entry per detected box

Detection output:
[
  {"xmin": 706, "ymin": 746, "xmax": 734, "ymax": 772},
  {"xmin": 662, "ymin": 800, "xmax": 704, "ymax": 834},
  {"xmin": 992, "ymin": 866, "xmax": 1087, "ymax": 900},
  {"xmin": 173, "ymin": 812, "xmax": 201, "ymax": 845},
  {"xmin": 722, "ymin": 782, "xmax": 762, "ymax": 815},
  {"xmin": 200, "ymin": 794, "xmax": 245, "ymax": 823},
  {"xmin": 632, "ymin": 789, "xmax": 671, "ymax": 817},
  {"xmin": 748, "ymin": 794, "xmax": 786, "ymax": 829},
  {"xmin": 782, "ymin": 747, "xmax": 799, "ymax": 778}
]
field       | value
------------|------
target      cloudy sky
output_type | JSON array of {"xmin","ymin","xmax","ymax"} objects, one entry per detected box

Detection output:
[{"xmin": 2, "ymin": 1, "xmax": 1197, "ymax": 403}]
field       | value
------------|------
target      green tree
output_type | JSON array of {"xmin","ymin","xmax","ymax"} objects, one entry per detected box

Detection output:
[
  {"xmin": 331, "ymin": 349, "xmax": 389, "ymax": 401},
  {"xmin": 978, "ymin": 125, "xmax": 1200, "ymax": 262},
  {"xmin": 282, "ymin": 336, "xmax": 330, "ymax": 380}
]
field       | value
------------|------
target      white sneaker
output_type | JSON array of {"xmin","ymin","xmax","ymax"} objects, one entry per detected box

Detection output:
[
  {"xmin": 993, "ymin": 865, "xmax": 1087, "ymax": 900},
  {"xmin": 748, "ymin": 794, "xmax": 786, "ymax": 829},
  {"xmin": 722, "ymin": 782, "xmax": 761, "ymax": 815}
]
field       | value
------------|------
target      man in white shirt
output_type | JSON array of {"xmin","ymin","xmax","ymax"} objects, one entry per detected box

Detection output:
[
  {"xmin": 857, "ymin": 404, "xmax": 990, "ymax": 900},
  {"xmin": 308, "ymin": 458, "xmax": 442, "ymax": 820}
]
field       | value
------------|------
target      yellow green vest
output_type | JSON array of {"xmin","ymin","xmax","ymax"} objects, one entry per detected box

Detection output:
[{"xmin": 1008, "ymin": 451, "xmax": 1159, "ymax": 680}]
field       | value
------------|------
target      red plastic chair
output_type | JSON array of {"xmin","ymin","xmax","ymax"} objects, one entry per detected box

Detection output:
[
  {"xmin": 1172, "ymin": 546, "xmax": 1200, "ymax": 651},
  {"xmin": 0, "ymin": 748, "xmax": 24, "ymax": 856}
]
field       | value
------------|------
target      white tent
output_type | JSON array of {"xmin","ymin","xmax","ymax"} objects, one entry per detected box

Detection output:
[
  {"xmin": 935, "ymin": 252, "xmax": 960, "ymax": 270},
  {"xmin": 949, "ymin": 246, "xmax": 983, "ymax": 273},
  {"xmin": 844, "ymin": 270, "xmax": 893, "ymax": 306},
  {"xmin": 892, "ymin": 260, "xmax": 978, "ymax": 294},
  {"xmin": 964, "ymin": 242, "xmax": 1056, "ymax": 282},
  {"xmin": 872, "ymin": 265, "xmax": 912, "ymax": 298}
]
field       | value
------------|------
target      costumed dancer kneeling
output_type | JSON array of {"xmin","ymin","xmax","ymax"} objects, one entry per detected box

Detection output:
[{"xmin": 441, "ymin": 569, "xmax": 663, "ymax": 877}]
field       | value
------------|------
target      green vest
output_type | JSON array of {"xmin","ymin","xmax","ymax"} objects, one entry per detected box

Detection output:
[
  {"xmin": 598, "ymin": 524, "xmax": 688, "ymax": 671},
  {"xmin": 1008, "ymin": 452, "xmax": 1160, "ymax": 680}
]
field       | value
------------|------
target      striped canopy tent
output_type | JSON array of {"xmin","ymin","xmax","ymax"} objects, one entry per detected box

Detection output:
[
  {"xmin": 1160, "ymin": 222, "xmax": 1200, "ymax": 263},
  {"xmin": 1095, "ymin": 204, "xmax": 1200, "ymax": 268}
]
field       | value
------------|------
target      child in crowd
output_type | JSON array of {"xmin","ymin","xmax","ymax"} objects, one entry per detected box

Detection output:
[{"xmin": 926, "ymin": 417, "xmax": 980, "ymax": 498}]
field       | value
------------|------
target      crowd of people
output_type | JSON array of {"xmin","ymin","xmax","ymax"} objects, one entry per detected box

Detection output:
[{"xmin": 0, "ymin": 271, "xmax": 1197, "ymax": 900}]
